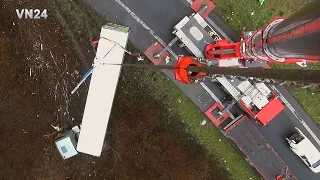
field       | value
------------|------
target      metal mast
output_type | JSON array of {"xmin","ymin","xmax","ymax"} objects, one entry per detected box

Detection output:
[{"xmin": 204, "ymin": 0, "xmax": 320, "ymax": 63}]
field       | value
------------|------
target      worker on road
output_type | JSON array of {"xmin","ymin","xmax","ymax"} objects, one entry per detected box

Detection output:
[{"xmin": 165, "ymin": 56, "xmax": 171, "ymax": 64}]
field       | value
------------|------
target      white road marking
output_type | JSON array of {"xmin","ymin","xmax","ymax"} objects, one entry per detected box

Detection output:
[
  {"xmin": 116, "ymin": 0, "xmax": 320, "ymax": 146},
  {"xmin": 271, "ymin": 85, "xmax": 320, "ymax": 147},
  {"xmin": 114, "ymin": 0, "xmax": 178, "ymax": 60},
  {"xmin": 204, "ymin": 17, "xmax": 233, "ymax": 42},
  {"xmin": 184, "ymin": 0, "xmax": 320, "ymax": 146},
  {"xmin": 200, "ymin": 82, "xmax": 221, "ymax": 103}
]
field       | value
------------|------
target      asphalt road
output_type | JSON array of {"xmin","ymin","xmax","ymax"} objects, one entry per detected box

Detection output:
[
  {"xmin": 255, "ymin": 109, "xmax": 320, "ymax": 180},
  {"xmin": 86, "ymin": 0, "xmax": 320, "ymax": 179}
]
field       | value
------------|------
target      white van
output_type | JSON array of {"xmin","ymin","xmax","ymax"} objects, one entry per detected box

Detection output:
[{"xmin": 286, "ymin": 127, "xmax": 320, "ymax": 173}]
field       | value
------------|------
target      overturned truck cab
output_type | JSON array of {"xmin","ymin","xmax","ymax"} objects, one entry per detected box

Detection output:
[{"xmin": 286, "ymin": 127, "xmax": 320, "ymax": 173}]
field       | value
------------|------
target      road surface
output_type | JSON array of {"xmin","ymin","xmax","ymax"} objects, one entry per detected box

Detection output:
[{"xmin": 86, "ymin": 0, "xmax": 320, "ymax": 179}]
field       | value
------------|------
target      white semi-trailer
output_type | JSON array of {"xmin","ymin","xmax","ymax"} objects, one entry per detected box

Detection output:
[{"xmin": 76, "ymin": 24, "xmax": 130, "ymax": 157}]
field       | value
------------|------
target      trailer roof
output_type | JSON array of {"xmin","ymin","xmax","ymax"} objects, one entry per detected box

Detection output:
[
  {"xmin": 226, "ymin": 117, "xmax": 296, "ymax": 180},
  {"xmin": 77, "ymin": 25, "xmax": 129, "ymax": 157}
]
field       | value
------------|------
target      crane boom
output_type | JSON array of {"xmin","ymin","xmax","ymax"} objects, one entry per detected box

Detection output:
[
  {"xmin": 174, "ymin": 0, "xmax": 320, "ymax": 84},
  {"xmin": 204, "ymin": 0, "xmax": 320, "ymax": 63}
]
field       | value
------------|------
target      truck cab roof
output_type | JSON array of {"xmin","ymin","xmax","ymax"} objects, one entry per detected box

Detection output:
[{"xmin": 287, "ymin": 128, "xmax": 320, "ymax": 173}]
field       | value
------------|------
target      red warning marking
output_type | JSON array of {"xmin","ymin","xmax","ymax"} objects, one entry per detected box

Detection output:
[
  {"xmin": 205, "ymin": 101, "xmax": 230, "ymax": 127},
  {"xmin": 190, "ymin": 0, "xmax": 216, "ymax": 18},
  {"xmin": 144, "ymin": 42, "xmax": 169, "ymax": 65},
  {"xmin": 263, "ymin": 64, "xmax": 271, "ymax": 69}
]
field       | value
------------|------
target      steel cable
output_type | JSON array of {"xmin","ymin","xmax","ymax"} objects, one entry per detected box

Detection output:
[{"xmin": 108, "ymin": 63, "xmax": 320, "ymax": 84}]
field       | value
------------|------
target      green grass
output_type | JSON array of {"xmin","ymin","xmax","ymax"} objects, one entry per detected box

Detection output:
[
  {"xmin": 127, "ymin": 66, "xmax": 260, "ymax": 180},
  {"xmin": 149, "ymin": 0, "xmax": 319, "ymax": 177},
  {"xmin": 290, "ymin": 88, "xmax": 320, "ymax": 126},
  {"xmin": 59, "ymin": 1, "xmax": 259, "ymax": 178},
  {"xmin": 270, "ymin": 63, "xmax": 320, "ymax": 126},
  {"xmin": 160, "ymin": 80, "xmax": 259, "ymax": 180},
  {"xmin": 213, "ymin": 0, "xmax": 311, "ymax": 33},
  {"xmin": 65, "ymin": 0, "xmax": 318, "ymax": 179},
  {"xmin": 212, "ymin": 0, "xmax": 320, "ymax": 126},
  {"xmin": 272, "ymin": 63, "xmax": 320, "ymax": 126}
]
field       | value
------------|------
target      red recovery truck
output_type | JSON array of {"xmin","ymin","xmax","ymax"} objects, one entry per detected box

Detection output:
[{"xmin": 172, "ymin": 0, "xmax": 320, "ymax": 125}]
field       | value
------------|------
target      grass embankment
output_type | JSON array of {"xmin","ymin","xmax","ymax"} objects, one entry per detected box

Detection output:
[
  {"xmin": 66, "ymin": 1, "xmax": 320, "ymax": 179},
  {"xmin": 78, "ymin": 1, "xmax": 261, "ymax": 179},
  {"xmin": 213, "ymin": 0, "xmax": 311, "ymax": 33},
  {"xmin": 60, "ymin": 1, "xmax": 259, "ymax": 179},
  {"xmin": 212, "ymin": 0, "xmax": 320, "ymax": 125},
  {"xmin": 123, "ymin": 57, "xmax": 260, "ymax": 179}
]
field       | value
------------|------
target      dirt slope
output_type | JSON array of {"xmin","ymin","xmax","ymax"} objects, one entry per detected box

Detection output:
[{"xmin": 0, "ymin": 0, "xmax": 229, "ymax": 179}]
